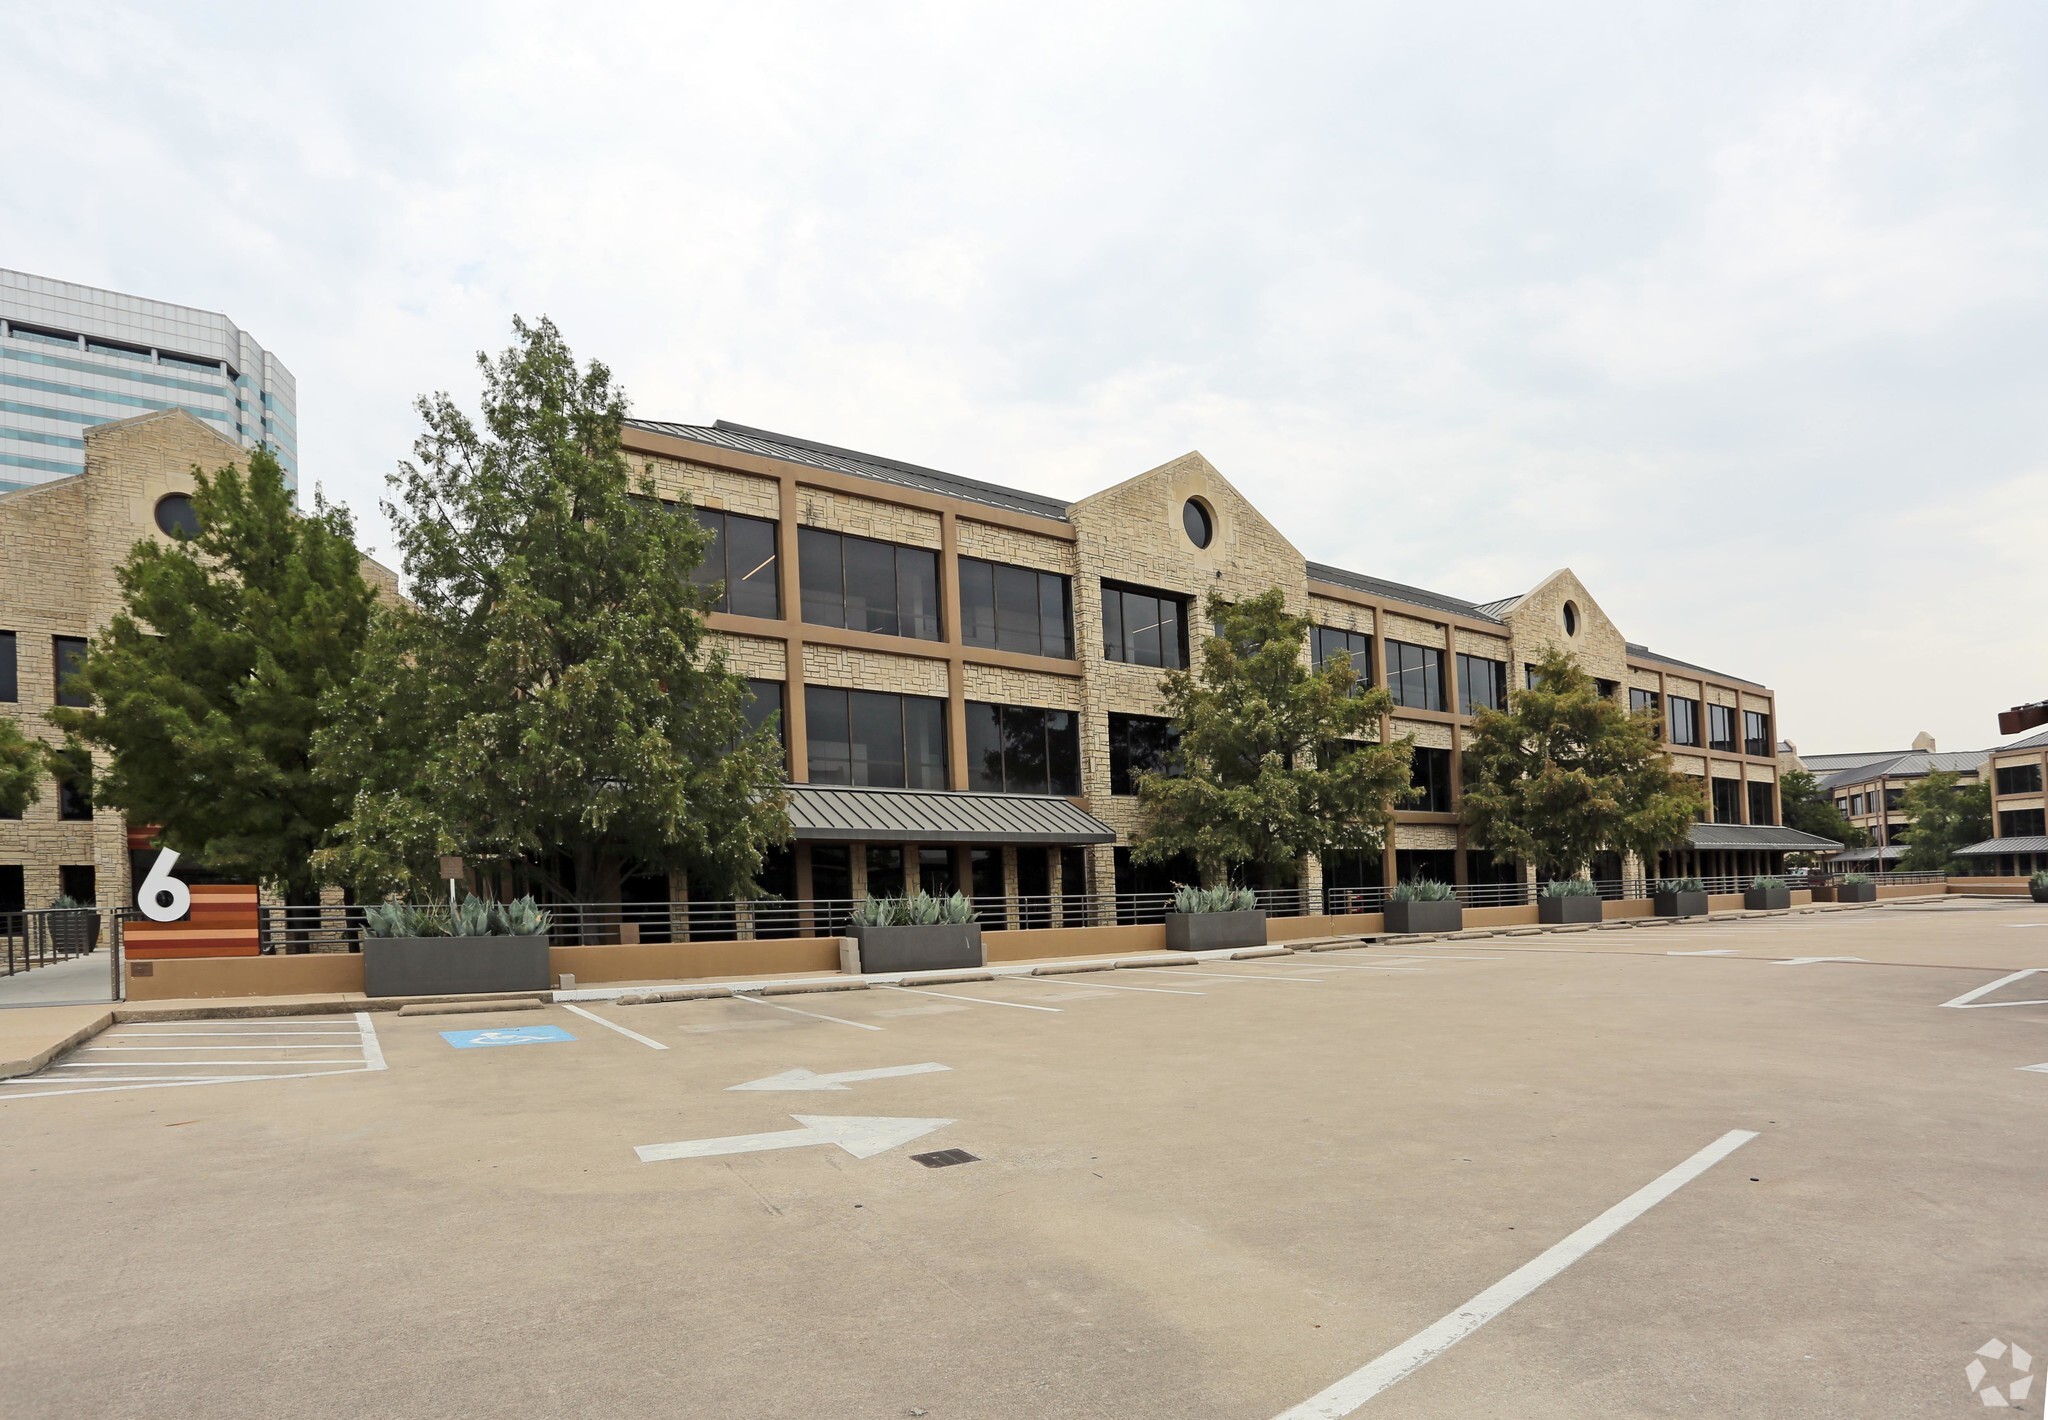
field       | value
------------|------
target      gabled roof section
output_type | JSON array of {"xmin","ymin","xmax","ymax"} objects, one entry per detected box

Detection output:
[
  {"xmin": 1625, "ymin": 643, "xmax": 1764, "ymax": 688},
  {"xmin": 1687, "ymin": 823, "xmax": 1842, "ymax": 851},
  {"xmin": 1957, "ymin": 835, "xmax": 2048, "ymax": 857},
  {"xmin": 783, "ymin": 784, "xmax": 1115, "ymax": 845},
  {"xmin": 1995, "ymin": 726, "xmax": 2048, "ymax": 753},
  {"xmin": 626, "ymin": 419, "xmax": 1071, "ymax": 522},
  {"xmin": 1305, "ymin": 562, "xmax": 1503, "ymax": 625},
  {"xmin": 1815, "ymin": 748, "xmax": 1990, "ymax": 790}
]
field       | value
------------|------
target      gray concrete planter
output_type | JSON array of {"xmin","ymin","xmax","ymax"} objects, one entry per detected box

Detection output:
[
  {"xmin": 2032, "ymin": 884, "xmax": 2048, "ymax": 904},
  {"xmin": 1837, "ymin": 881, "xmax": 1878, "ymax": 903},
  {"xmin": 1743, "ymin": 887, "xmax": 1791, "ymax": 911},
  {"xmin": 362, "ymin": 934, "xmax": 552, "ymax": 998},
  {"xmin": 1537, "ymin": 895, "xmax": 1603, "ymax": 925},
  {"xmin": 848, "ymin": 923, "xmax": 985, "ymax": 974},
  {"xmin": 1163, "ymin": 910, "xmax": 1267, "ymax": 952},
  {"xmin": 1654, "ymin": 891, "xmax": 1709, "ymax": 918},
  {"xmin": 1383, "ymin": 899, "xmax": 1463, "ymax": 934}
]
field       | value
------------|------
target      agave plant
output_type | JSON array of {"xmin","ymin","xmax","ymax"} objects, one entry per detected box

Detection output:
[
  {"xmin": 1750, "ymin": 875, "xmax": 1787, "ymax": 891},
  {"xmin": 1840, "ymin": 872, "xmax": 1871, "ymax": 886},
  {"xmin": 1391, "ymin": 878, "xmax": 1457, "ymax": 902},
  {"xmin": 850, "ymin": 896, "xmax": 899, "ymax": 927},
  {"xmin": 1656, "ymin": 877, "xmax": 1706, "ymax": 894},
  {"xmin": 450, "ymin": 896, "xmax": 495, "ymax": 937},
  {"xmin": 496, "ymin": 896, "xmax": 552, "ymax": 935},
  {"xmin": 1540, "ymin": 878, "xmax": 1599, "ymax": 898},
  {"xmin": 939, "ymin": 891, "xmax": 977, "ymax": 925},
  {"xmin": 1170, "ymin": 884, "xmax": 1258, "ymax": 914},
  {"xmin": 2032, "ymin": 869, "xmax": 2048, "ymax": 890}
]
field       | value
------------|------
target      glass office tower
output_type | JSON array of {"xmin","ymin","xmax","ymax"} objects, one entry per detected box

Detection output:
[{"xmin": 0, "ymin": 268, "xmax": 296, "ymax": 493}]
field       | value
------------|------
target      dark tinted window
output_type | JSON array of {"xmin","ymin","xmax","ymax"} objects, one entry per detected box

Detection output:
[
  {"xmin": 1708, "ymin": 704, "xmax": 1738, "ymax": 752},
  {"xmin": 0, "ymin": 631, "xmax": 14, "ymax": 703},
  {"xmin": 58, "ymin": 760, "xmax": 92, "ymax": 820},
  {"xmin": 1629, "ymin": 687, "xmax": 1660, "ymax": 718},
  {"xmin": 960, "ymin": 557, "xmax": 1072, "ymax": 658},
  {"xmin": 1743, "ymin": 709, "xmax": 1771, "ymax": 757},
  {"xmin": 798, "ymin": 528, "xmax": 939, "ymax": 640},
  {"xmin": 690, "ymin": 508, "xmax": 780, "ymax": 619},
  {"xmin": 1409, "ymin": 746, "xmax": 1453, "ymax": 813},
  {"xmin": 1385, "ymin": 640, "xmax": 1443, "ymax": 712},
  {"xmin": 967, "ymin": 702, "xmax": 1080, "ymax": 795},
  {"xmin": 804, "ymin": 686, "xmax": 947, "ymax": 789},
  {"xmin": 1711, "ymin": 777, "xmax": 1743, "ymax": 823},
  {"xmin": 1102, "ymin": 583, "xmax": 1188, "ymax": 668},
  {"xmin": 1108, "ymin": 712, "xmax": 1180, "ymax": 795},
  {"xmin": 1594, "ymin": 678, "xmax": 1619, "ymax": 700},
  {"xmin": 1312, "ymin": 626, "xmax": 1372, "ymax": 689},
  {"xmin": 1747, "ymin": 780, "xmax": 1776, "ymax": 825},
  {"xmin": 53, "ymin": 636, "xmax": 87, "ymax": 708},
  {"xmin": 2001, "ymin": 808, "xmax": 2046, "ymax": 837},
  {"xmin": 1996, "ymin": 764, "xmax": 2045, "ymax": 795},
  {"xmin": 741, "ymin": 678, "xmax": 786, "ymax": 758},
  {"xmin": 1455, "ymin": 653, "xmax": 1506, "ymax": 713},
  {"xmin": 1668, "ymin": 696, "xmax": 1701, "ymax": 746}
]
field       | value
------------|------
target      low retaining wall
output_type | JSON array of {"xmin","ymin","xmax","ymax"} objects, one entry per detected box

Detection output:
[
  {"xmin": 549, "ymin": 937, "xmax": 839, "ymax": 984},
  {"xmin": 1946, "ymin": 878, "xmax": 2032, "ymax": 897},
  {"xmin": 985, "ymin": 923, "xmax": 1165, "ymax": 960},
  {"xmin": 127, "ymin": 953, "xmax": 366, "ymax": 1001}
]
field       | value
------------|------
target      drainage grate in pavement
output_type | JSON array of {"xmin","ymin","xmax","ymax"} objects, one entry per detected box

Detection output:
[{"xmin": 911, "ymin": 1148, "xmax": 979, "ymax": 1168}]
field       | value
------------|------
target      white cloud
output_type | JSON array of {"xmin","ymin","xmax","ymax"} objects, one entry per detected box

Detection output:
[{"xmin": 3, "ymin": 0, "xmax": 2044, "ymax": 749}]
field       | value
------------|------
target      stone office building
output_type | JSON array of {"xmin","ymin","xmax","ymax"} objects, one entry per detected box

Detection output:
[
  {"xmin": 623, "ymin": 419, "xmax": 1825, "ymax": 920},
  {"xmin": 1961, "ymin": 727, "xmax": 2048, "ymax": 877}
]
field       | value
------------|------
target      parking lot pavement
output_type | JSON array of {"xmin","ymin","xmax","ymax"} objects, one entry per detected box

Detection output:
[{"xmin": 4, "ymin": 902, "xmax": 2048, "ymax": 1418}]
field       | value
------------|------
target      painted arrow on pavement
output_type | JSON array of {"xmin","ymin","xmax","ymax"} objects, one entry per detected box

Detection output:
[
  {"xmin": 635, "ymin": 1115, "xmax": 954, "ymax": 1163},
  {"xmin": 728, "ymin": 1062, "xmax": 950, "ymax": 1092},
  {"xmin": 1774, "ymin": 956, "xmax": 1867, "ymax": 966}
]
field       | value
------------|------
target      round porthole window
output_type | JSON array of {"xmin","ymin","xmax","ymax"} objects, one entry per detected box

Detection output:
[
  {"xmin": 1182, "ymin": 498, "xmax": 1213, "ymax": 549},
  {"xmin": 154, "ymin": 493, "xmax": 200, "ymax": 540},
  {"xmin": 1562, "ymin": 600, "xmax": 1579, "ymax": 637}
]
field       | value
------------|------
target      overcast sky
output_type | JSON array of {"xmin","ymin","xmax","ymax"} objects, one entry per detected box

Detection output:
[{"xmin": 5, "ymin": 1, "xmax": 2044, "ymax": 752}]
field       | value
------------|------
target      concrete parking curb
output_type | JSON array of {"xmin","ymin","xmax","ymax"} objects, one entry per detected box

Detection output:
[{"xmin": 396, "ymin": 999, "xmax": 545, "ymax": 1017}]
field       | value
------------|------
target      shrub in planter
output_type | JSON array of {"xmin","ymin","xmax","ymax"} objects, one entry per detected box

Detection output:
[
  {"xmin": 1537, "ymin": 877, "xmax": 1603, "ymax": 925},
  {"xmin": 2030, "ymin": 870, "xmax": 2048, "ymax": 905},
  {"xmin": 45, "ymin": 894, "xmax": 97, "ymax": 956},
  {"xmin": 1743, "ymin": 874, "xmax": 1792, "ymax": 912},
  {"xmin": 846, "ymin": 891, "xmax": 985, "ymax": 973},
  {"xmin": 1163, "ymin": 884, "xmax": 1267, "ymax": 951},
  {"xmin": 1836, "ymin": 872, "xmax": 1878, "ymax": 904},
  {"xmin": 361, "ymin": 896, "xmax": 554, "ymax": 998},
  {"xmin": 1653, "ymin": 876, "xmax": 1709, "ymax": 919},
  {"xmin": 1384, "ymin": 879, "xmax": 1463, "ymax": 935}
]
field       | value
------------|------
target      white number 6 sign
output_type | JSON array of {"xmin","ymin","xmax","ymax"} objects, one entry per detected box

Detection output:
[{"xmin": 137, "ymin": 848, "xmax": 191, "ymax": 923}]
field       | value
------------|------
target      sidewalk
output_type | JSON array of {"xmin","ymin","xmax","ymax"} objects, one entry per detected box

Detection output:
[{"xmin": 0, "ymin": 952, "xmax": 117, "ymax": 1007}]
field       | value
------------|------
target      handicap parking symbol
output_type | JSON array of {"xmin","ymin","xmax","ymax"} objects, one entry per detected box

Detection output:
[{"xmin": 441, "ymin": 1025, "xmax": 576, "ymax": 1049}]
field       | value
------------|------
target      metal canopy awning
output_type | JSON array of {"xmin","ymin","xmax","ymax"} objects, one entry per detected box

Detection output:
[
  {"xmin": 783, "ymin": 784, "xmax": 1117, "ymax": 845},
  {"xmin": 1956, "ymin": 836, "xmax": 2048, "ymax": 857},
  {"xmin": 1829, "ymin": 845, "xmax": 1906, "ymax": 864},
  {"xmin": 1686, "ymin": 824, "xmax": 1843, "ymax": 852}
]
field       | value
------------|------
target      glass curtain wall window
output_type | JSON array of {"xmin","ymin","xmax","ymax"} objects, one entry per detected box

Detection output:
[
  {"xmin": 959, "ymin": 557, "xmax": 1073, "ymax": 659},
  {"xmin": 1101, "ymin": 582, "xmax": 1189, "ymax": 668},
  {"xmin": 741, "ymin": 679, "xmax": 787, "ymax": 754},
  {"xmin": 1455, "ymin": 654, "xmax": 1507, "ymax": 714},
  {"xmin": 1385, "ymin": 640, "xmax": 1444, "ymax": 712},
  {"xmin": 1743, "ymin": 710, "xmax": 1771, "ymax": 757},
  {"xmin": 1668, "ymin": 696, "xmax": 1701, "ymax": 747},
  {"xmin": 1708, "ymin": 704, "xmax": 1738, "ymax": 753},
  {"xmin": 1629, "ymin": 688, "xmax": 1660, "ymax": 718},
  {"xmin": 964, "ymin": 702, "xmax": 1081, "ymax": 796},
  {"xmin": 1996, "ymin": 764, "xmax": 2044, "ymax": 795},
  {"xmin": 1108, "ymin": 713, "xmax": 1180, "ymax": 795},
  {"xmin": 2001, "ymin": 808, "xmax": 2047, "ymax": 838},
  {"xmin": 690, "ymin": 508, "xmax": 780, "ymax": 618},
  {"xmin": 1747, "ymin": 781, "xmax": 1776, "ymax": 825},
  {"xmin": 1311, "ymin": 626, "xmax": 1372, "ymax": 689},
  {"xmin": 798, "ymin": 527, "xmax": 941, "ymax": 640},
  {"xmin": 803, "ymin": 687, "xmax": 947, "ymax": 789}
]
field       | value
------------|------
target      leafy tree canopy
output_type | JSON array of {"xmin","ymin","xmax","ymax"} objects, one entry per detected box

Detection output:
[
  {"xmin": 1132, "ymin": 588, "xmax": 1411, "ymax": 887},
  {"xmin": 1897, "ymin": 770, "xmax": 1991, "ymax": 872},
  {"xmin": 0, "ymin": 717, "xmax": 41, "ymax": 820},
  {"xmin": 1459, "ymin": 646, "xmax": 1700, "ymax": 878},
  {"xmin": 1778, "ymin": 767, "xmax": 1867, "ymax": 852},
  {"xmin": 314, "ymin": 316, "xmax": 788, "ymax": 904},
  {"xmin": 48, "ymin": 446, "xmax": 374, "ymax": 903}
]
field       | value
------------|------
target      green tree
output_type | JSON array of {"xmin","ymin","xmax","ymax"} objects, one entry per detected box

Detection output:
[
  {"xmin": 1460, "ymin": 647, "xmax": 1701, "ymax": 880},
  {"xmin": 47, "ymin": 446, "xmax": 375, "ymax": 904},
  {"xmin": 1778, "ymin": 767, "xmax": 1866, "ymax": 851},
  {"xmin": 1131, "ymin": 588, "xmax": 1411, "ymax": 889},
  {"xmin": 314, "ymin": 316, "xmax": 788, "ymax": 908},
  {"xmin": 0, "ymin": 718, "xmax": 42, "ymax": 819},
  {"xmin": 1897, "ymin": 770, "xmax": 1992, "ymax": 872}
]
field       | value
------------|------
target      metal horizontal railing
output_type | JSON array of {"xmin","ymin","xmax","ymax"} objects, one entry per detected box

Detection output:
[{"xmin": 1, "ymin": 908, "xmax": 108, "ymax": 977}]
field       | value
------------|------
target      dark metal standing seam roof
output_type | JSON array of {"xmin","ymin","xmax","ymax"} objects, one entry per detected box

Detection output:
[
  {"xmin": 1686, "ymin": 824, "xmax": 1843, "ymax": 851},
  {"xmin": 625, "ymin": 419, "xmax": 1073, "ymax": 522},
  {"xmin": 783, "ymin": 784, "xmax": 1116, "ymax": 845},
  {"xmin": 1624, "ymin": 644, "xmax": 1764, "ymax": 688},
  {"xmin": 1304, "ymin": 562, "xmax": 1504, "ymax": 624},
  {"xmin": 1956, "ymin": 836, "xmax": 2048, "ymax": 857}
]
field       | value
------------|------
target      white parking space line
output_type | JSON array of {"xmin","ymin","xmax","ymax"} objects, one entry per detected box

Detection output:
[
  {"xmin": 1151, "ymin": 970, "xmax": 1325, "ymax": 985},
  {"xmin": 1008, "ymin": 975, "xmax": 1206, "ymax": 996},
  {"xmin": 0, "ymin": 1011, "xmax": 389, "ymax": 1100},
  {"xmin": 108, "ymin": 1030, "xmax": 364, "ymax": 1037},
  {"xmin": 1270, "ymin": 1128, "xmax": 1760, "ymax": 1418},
  {"xmin": 80, "ymin": 1044, "xmax": 366, "ymax": 1051},
  {"xmin": 729, "ymin": 992, "xmax": 884, "ymax": 1031},
  {"xmin": 561, "ymin": 1002, "xmax": 670, "ymax": 1050},
  {"xmin": 1667, "ymin": 949, "xmax": 1742, "ymax": 956},
  {"xmin": 880, "ymin": 984, "xmax": 1061, "ymax": 1012},
  {"xmin": 357, "ymin": 1012, "xmax": 387, "ymax": 1071},
  {"xmin": 1939, "ymin": 969, "xmax": 2048, "ymax": 1010}
]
